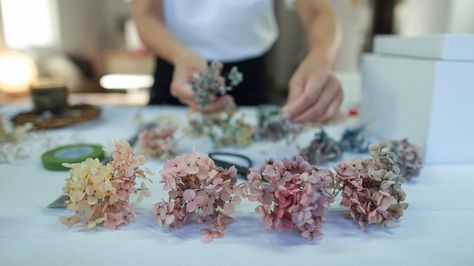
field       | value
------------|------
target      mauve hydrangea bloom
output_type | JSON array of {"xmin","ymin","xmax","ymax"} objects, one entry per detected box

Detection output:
[
  {"xmin": 61, "ymin": 141, "xmax": 151, "ymax": 229},
  {"xmin": 246, "ymin": 156, "xmax": 334, "ymax": 240},
  {"xmin": 335, "ymin": 142, "xmax": 408, "ymax": 229},
  {"xmin": 137, "ymin": 126, "xmax": 176, "ymax": 159},
  {"xmin": 154, "ymin": 151, "xmax": 247, "ymax": 243},
  {"xmin": 389, "ymin": 139, "xmax": 423, "ymax": 181}
]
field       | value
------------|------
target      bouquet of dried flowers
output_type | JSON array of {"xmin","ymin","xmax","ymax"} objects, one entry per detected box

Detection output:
[
  {"xmin": 299, "ymin": 129, "xmax": 344, "ymax": 165},
  {"xmin": 389, "ymin": 139, "xmax": 423, "ymax": 181},
  {"xmin": 137, "ymin": 126, "xmax": 176, "ymax": 160},
  {"xmin": 60, "ymin": 141, "xmax": 151, "ymax": 229},
  {"xmin": 187, "ymin": 104, "xmax": 254, "ymax": 148},
  {"xmin": 334, "ymin": 142, "xmax": 408, "ymax": 229},
  {"xmin": 154, "ymin": 151, "xmax": 247, "ymax": 243},
  {"xmin": 192, "ymin": 61, "xmax": 242, "ymax": 108},
  {"xmin": 255, "ymin": 105, "xmax": 304, "ymax": 143},
  {"xmin": 246, "ymin": 156, "xmax": 334, "ymax": 240}
]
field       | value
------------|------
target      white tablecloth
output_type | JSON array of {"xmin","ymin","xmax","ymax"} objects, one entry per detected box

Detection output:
[{"xmin": 1, "ymin": 105, "xmax": 473, "ymax": 266}]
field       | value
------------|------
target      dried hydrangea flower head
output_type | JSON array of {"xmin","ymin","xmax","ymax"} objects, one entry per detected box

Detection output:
[
  {"xmin": 187, "ymin": 102, "xmax": 237, "ymax": 137},
  {"xmin": 299, "ymin": 129, "xmax": 344, "ymax": 165},
  {"xmin": 246, "ymin": 156, "xmax": 334, "ymax": 240},
  {"xmin": 0, "ymin": 118, "xmax": 34, "ymax": 163},
  {"xmin": 340, "ymin": 126, "xmax": 371, "ymax": 153},
  {"xmin": 131, "ymin": 113, "xmax": 179, "ymax": 159},
  {"xmin": 255, "ymin": 105, "xmax": 304, "ymax": 143},
  {"xmin": 154, "ymin": 150, "xmax": 247, "ymax": 243},
  {"xmin": 61, "ymin": 141, "xmax": 151, "ymax": 229},
  {"xmin": 187, "ymin": 103, "xmax": 254, "ymax": 147},
  {"xmin": 389, "ymin": 139, "xmax": 423, "ymax": 181},
  {"xmin": 192, "ymin": 61, "xmax": 242, "ymax": 108},
  {"xmin": 334, "ymin": 142, "xmax": 408, "ymax": 229},
  {"xmin": 0, "ymin": 117, "xmax": 33, "ymax": 144},
  {"xmin": 137, "ymin": 126, "xmax": 176, "ymax": 160}
]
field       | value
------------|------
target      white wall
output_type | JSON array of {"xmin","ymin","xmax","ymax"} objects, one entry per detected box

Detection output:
[
  {"xmin": 54, "ymin": 0, "xmax": 131, "ymax": 71},
  {"xmin": 449, "ymin": 0, "xmax": 474, "ymax": 33},
  {"xmin": 56, "ymin": 0, "xmax": 105, "ymax": 58},
  {"xmin": 395, "ymin": 0, "xmax": 474, "ymax": 35}
]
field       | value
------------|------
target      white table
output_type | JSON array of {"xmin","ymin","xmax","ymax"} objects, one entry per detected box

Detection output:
[{"xmin": 1, "ymin": 105, "xmax": 473, "ymax": 266}]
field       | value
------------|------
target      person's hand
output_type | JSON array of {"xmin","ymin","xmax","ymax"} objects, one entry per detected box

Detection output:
[
  {"xmin": 170, "ymin": 49, "xmax": 232, "ymax": 114},
  {"xmin": 282, "ymin": 53, "xmax": 342, "ymax": 123}
]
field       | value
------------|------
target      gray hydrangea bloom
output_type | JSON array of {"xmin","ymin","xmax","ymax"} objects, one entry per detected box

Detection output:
[
  {"xmin": 299, "ymin": 129, "xmax": 344, "ymax": 165},
  {"xmin": 191, "ymin": 61, "xmax": 242, "ymax": 108}
]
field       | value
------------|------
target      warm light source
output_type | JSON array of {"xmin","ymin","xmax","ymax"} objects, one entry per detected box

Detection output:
[
  {"xmin": 0, "ymin": 0, "xmax": 58, "ymax": 49},
  {"xmin": 0, "ymin": 51, "xmax": 38, "ymax": 94},
  {"xmin": 100, "ymin": 74, "xmax": 153, "ymax": 91}
]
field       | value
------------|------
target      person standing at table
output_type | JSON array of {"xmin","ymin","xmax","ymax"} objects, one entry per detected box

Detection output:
[{"xmin": 133, "ymin": 0, "xmax": 342, "ymax": 123}]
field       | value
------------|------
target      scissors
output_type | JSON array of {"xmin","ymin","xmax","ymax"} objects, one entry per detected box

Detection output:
[{"xmin": 208, "ymin": 151, "xmax": 252, "ymax": 178}]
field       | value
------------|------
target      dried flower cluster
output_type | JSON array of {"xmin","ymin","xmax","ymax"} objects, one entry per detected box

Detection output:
[
  {"xmin": 154, "ymin": 151, "xmax": 247, "ymax": 243},
  {"xmin": 137, "ymin": 126, "xmax": 176, "ymax": 159},
  {"xmin": 334, "ymin": 142, "xmax": 408, "ymax": 228},
  {"xmin": 340, "ymin": 126, "xmax": 370, "ymax": 153},
  {"xmin": 192, "ymin": 61, "xmax": 242, "ymax": 108},
  {"xmin": 0, "ymin": 118, "xmax": 33, "ymax": 144},
  {"xmin": 187, "ymin": 104, "xmax": 254, "ymax": 147},
  {"xmin": 299, "ymin": 130, "xmax": 344, "ymax": 165},
  {"xmin": 389, "ymin": 139, "xmax": 423, "ymax": 181},
  {"xmin": 246, "ymin": 156, "xmax": 334, "ymax": 240},
  {"xmin": 61, "ymin": 141, "xmax": 151, "ymax": 229},
  {"xmin": 0, "ymin": 117, "xmax": 34, "ymax": 163},
  {"xmin": 256, "ymin": 105, "xmax": 304, "ymax": 143}
]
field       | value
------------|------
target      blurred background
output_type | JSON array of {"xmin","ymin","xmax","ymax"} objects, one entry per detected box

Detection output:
[{"xmin": 0, "ymin": 0, "xmax": 473, "ymax": 105}]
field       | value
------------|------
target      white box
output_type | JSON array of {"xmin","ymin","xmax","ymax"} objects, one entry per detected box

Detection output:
[{"xmin": 361, "ymin": 34, "xmax": 474, "ymax": 164}]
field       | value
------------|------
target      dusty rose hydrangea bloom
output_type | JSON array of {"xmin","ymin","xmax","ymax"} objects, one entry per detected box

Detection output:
[
  {"xmin": 154, "ymin": 151, "xmax": 247, "ymax": 243},
  {"xmin": 246, "ymin": 156, "xmax": 334, "ymax": 240},
  {"xmin": 335, "ymin": 142, "xmax": 408, "ymax": 229},
  {"xmin": 137, "ymin": 126, "xmax": 176, "ymax": 159},
  {"xmin": 61, "ymin": 141, "xmax": 151, "ymax": 229},
  {"xmin": 389, "ymin": 139, "xmax": 423, "ymax": 181}
]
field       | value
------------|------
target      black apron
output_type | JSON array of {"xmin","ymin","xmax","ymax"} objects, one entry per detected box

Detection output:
[{"xmin": 149, "ymin": 55, "xmax": 268, "ymax": 106}]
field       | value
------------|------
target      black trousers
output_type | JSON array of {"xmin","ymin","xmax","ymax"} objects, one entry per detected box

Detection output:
[{"xmin": 149, "ymin": 55, "xmax": 268, "ymax": 105}]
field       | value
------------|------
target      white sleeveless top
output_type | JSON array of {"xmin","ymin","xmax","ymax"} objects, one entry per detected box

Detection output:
[{"xmin": 162, "ymin": 0, "xmax": 279, "ymax": 62}]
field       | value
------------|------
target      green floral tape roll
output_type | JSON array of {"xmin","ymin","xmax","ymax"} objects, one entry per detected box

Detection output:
[{"xmin": 41, "ymin": 144, "xmax": 105, "ymax": 171}]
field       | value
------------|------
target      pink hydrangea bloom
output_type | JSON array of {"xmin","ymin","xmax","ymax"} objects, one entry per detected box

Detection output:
[
  {"xmin": 137, "ymin": 126, "xmax": 176, "ymax": 159},
  {"xmin": 335, "ymin": 142, "xmax": 408, "ymax": 229},
  {"xmin": 61, "ymin": 141, "xmax": 151, "ymax": 229},
  {"xmin": 154, "ymin": 150, "xmax": 246, "ymax": 243},
  {"xmin": 246, "ymin": 156, "xmax": 334, "ymax": 240}
]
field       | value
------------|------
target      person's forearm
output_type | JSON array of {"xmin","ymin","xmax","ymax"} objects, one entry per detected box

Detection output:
[
  {"xmin": 132, "ymin": 0, "xmax": 185, "ymax": 64},
  {"xmin": 296, "ymin": 0, "xmax": 340, "ymax": 67}
]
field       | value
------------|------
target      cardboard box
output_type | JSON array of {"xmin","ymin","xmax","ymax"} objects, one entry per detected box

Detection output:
[{"xmin": 361, "ymin": 34, "xmax": 474, "ymax": 164}]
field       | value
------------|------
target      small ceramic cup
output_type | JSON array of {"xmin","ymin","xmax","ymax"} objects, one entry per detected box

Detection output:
[{"xmin": 30, "ymin": 79, "xmax": 69, "ymax": 115}]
